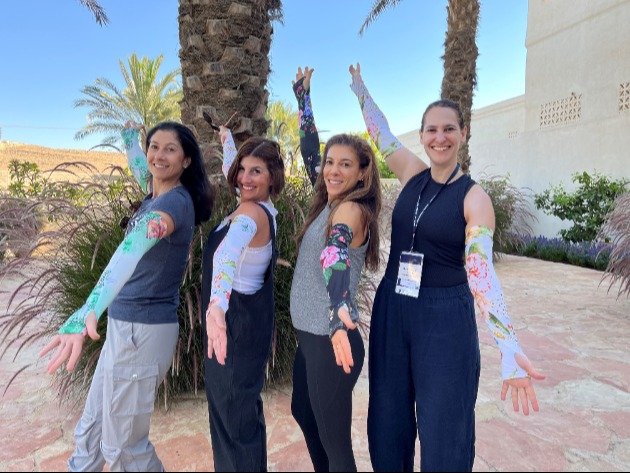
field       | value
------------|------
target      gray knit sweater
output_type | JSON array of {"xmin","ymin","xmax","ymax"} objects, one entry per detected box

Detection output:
[{"xmin": 290, "ymin": 206, "xmax": 368, "ymax": 336}]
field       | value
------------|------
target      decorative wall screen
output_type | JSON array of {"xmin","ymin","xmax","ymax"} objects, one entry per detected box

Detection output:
[
  {"xmin": 619, "ymin": 82, "xmax": 630, "ymax": 113},
  {"xmin": 540, "ymin": 93, "xmax": 582, "ymax": 128}
]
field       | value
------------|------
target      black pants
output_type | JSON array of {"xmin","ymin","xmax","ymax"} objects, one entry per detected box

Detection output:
[
  {"xmin": 291, "ymin": 329, "xmax": 365, "ymax": 472},
  {"xmin": 202, "ymin": 291, "xmax": 274, "ymax": 472}
]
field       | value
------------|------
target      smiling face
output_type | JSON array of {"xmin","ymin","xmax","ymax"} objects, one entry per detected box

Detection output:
[
  {"xmin": 146, "ymin": 130, "xmax": 190, "ymax": 182},
  {"xmin": 323, "ymin": 144, "xmax": 365, "ymax": 203},
  {"xmin": 237, "ymin": 156, "xmax": 272, "ymax": 203},
  {"xmin": 420, "ymin": 106, "xmax": 467, "ymax": 168}
]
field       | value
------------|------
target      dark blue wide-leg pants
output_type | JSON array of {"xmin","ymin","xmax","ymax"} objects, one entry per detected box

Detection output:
[{"xmin": 368, "ymin": 278, "xmax": 480, "ymax": 472}]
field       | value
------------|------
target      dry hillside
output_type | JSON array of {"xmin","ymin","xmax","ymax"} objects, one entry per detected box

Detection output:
[{"xmin": 0, "ymin": 141, "xmax": 127, "ymax": 186}]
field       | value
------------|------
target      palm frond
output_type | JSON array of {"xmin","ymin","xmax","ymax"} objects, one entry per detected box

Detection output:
[{"xmin": 359, "ymin": 0, "xmax": 402, "ymax": 36}]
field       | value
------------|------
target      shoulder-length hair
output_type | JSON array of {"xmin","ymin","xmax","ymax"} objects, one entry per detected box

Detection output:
[
  {"xmin": 226, "ymin": 136, "xmax": 286, "ymax": 199},
  {"xmin": 298, "ymin": 134, "xmax": 381, "ymax": 271},
  {"xmin": 146, "ymin": 122, "xmax": 214, "ymax": 225}
]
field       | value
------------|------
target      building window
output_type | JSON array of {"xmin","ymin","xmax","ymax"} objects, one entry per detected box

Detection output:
[
  {"xmin": 508, "ymin": 131, "xmax": 518, "ymax": 139},
  {"xmin": 619, "ymin": 82, "xmax": 630, "ymax": 113},
  {"xmin": 540, "ymin": 93, "xmax": 582, "ymax": 128}
]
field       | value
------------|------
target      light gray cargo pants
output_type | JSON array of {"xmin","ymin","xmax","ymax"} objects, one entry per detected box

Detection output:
[{"xmin": 67, "ymin": 318, "xmax": 179, "ymax": 472}]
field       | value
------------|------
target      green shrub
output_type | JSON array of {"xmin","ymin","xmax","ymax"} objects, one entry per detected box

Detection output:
[
  {"xmin": 477, "ymin": 174, "xmax": 536, "ymax": 256},
  {"xmin": 534, "ymin": 171, "xmax": 627, "ymax": 243},
  {"xmin": 0, "ymin": 161, "xmax": 317, "ymax": 406}
]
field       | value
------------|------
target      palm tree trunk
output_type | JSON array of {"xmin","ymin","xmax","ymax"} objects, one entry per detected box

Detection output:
[
  {"xmin": 441, "ymin": 0, "xmax": 479, "ymax": 175},
  {"xmin": 178, "ymin": 0, "xmax": 282, "ymax": 172}
]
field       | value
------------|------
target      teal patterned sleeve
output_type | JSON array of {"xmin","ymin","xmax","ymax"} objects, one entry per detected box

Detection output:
[
  {"xmin": 58, "ymin": 212, "xmax": 168, "ymax": 334},
  {"xmin": 121, "ymin": 126, "xmax": 151, "ymax": 193}
]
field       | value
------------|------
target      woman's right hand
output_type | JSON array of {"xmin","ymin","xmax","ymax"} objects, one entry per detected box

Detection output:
[
  {"xmin": 123, "ymin": 120, "xmax": 145, "ymax": 133},
  {"xmin": 292, "ymin": 66, "xmax": 314, "ymax": 91},
  {"xmin": 206, "ymin": 305, "xmax": 228, "ymax": 365},
  {"xmin": 39, "ymin": 312, "xmax": 100, "ymax": 374}
]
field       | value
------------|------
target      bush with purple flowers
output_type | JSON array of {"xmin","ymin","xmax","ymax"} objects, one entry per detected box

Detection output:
[{"xmin": 507, "ymin": 234, "xmax": 612, "ymax": 271}]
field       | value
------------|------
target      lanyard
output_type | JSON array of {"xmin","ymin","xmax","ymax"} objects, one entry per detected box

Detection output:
[{"xmin": 409, "ymin": 164, "xmax": 460, "ymax": 251}]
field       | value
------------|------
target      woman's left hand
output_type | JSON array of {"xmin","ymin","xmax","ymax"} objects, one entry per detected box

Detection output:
[
  {"xmin": 501, "ymin": 353, "xmax": 545, "ymax": 415},
  {"xmin": 206, "ymin": 305, "xmax": 228, "ymax": 365}
]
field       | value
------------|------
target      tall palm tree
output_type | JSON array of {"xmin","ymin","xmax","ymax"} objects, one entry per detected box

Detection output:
[
  {"xmin": 177, "ymin": 0, "xmax": 282, "ymax": 154},
  {"xmin": 360, "ymin": 0, "xmax": 480, "ymax": 174},
  {"xmin": 78, "ymin": 0, "xmax": 109, "ymax": 26},
  {"xmin": 74, "ymin": 53, "xmax": 183, "ymax": 145}
]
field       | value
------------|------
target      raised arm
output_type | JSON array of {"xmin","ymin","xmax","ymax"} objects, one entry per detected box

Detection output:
[
  {"xmin": 348, "ymin": 63, "xmax": 427, "ymax": 187},
  {"xmin": 219, "ymin": 126, "xmax": 238, "ymax": 179},
  {"xmin": 40, "ymin": 211, "xmax": 174, "ymax": 372},
  {"xmin": 292, "ymin": 66, "xmax": 321, "ymax": 186},
  {"xmin": 121, "ymin": 122, "xmax": 150, "ymax": 193},
  {"xmin": 464, "ymin": 187, "xmax": 545, "ymax": 415}
]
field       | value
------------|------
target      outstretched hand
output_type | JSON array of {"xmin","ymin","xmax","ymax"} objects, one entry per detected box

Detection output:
[
  {"xmin": 39, "ymin": 312, "xmax": 100, "ymax": 374},
  {"xmin": 292, "ymin": 66, "xmax": 314, "ymax": 91},
  {"xmin": 331, "ymin": 306, "xmax": 357, "ymax": 374},
  {"xmin": 206, "ymin": 305, "xmax": 228, "ymax": 365},
  {"xmin": 501, "ymin": 353, "xmax": 546, "ymax": 416}
]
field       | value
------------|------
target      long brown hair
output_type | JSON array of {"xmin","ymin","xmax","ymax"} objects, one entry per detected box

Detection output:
[{"xmin": 298, "ymin": 134, "xmax": 382, "ymax": 271}]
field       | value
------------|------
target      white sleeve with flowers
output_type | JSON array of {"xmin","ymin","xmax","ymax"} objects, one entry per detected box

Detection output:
[
  {"xmin": 465, "ymin": 226, "xmax": 528, "ymax": 380},
  {"xmin": 220, "ymin": 128, "xmax": 238, "ymax": 179},
  {"xmin": 349, "ymin": 73, "xmax": 403, "ymax": 159},
  {"xmin": 209, "ymin": 215, "xmax": 258, "ymax": 314}
]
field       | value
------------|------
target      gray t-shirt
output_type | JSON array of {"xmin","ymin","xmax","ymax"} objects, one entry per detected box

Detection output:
[
  {"xmin": 109, "ymin": 186, "xmax": 195, "ymax": 325},
  {"xmin": 290, "ymin": 206, "xmax": 368, "ymax": 336}
]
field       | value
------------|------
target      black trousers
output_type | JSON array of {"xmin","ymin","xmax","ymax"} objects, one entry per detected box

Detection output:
[
  {"xmin": 291, "ymin": 329, "xmax": 365, "ymax": 472},
  {"xmin": 202, "ymin": 290, "xmax": 274, "ymax": 472}
]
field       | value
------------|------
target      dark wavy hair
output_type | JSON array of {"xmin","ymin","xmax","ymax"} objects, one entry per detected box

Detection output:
[
  {"xmin": 298, "ymin": 134, "xmax": 381, "ymax": 271},
  {"xmin": 145, "ymin": 122, "xmax": 214, "ymax": 225},
  {"xmin": 226, "ymin": 136, "xmax": 286, "ymax": 199}
]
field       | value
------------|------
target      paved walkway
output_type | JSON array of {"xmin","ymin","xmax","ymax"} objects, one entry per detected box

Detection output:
[{"xmin": 1, "ymin": 255, "xmax": 630, "ymax": 471}]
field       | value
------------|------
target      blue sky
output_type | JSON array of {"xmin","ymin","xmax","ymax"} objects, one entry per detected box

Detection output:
[{"xmin": 0, "ymin": 0, "xmax": 528, "ymax": 150}]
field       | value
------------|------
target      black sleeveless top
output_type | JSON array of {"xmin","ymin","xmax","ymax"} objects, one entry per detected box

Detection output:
[{"xmin": 384, "ymin": 168, "xmax": 476, "ymax": 287}]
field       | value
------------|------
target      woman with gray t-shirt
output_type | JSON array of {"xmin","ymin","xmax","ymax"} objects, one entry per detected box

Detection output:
[{"xmin": 40, "ymin": 121, "xmax": 214, "ymax": 472}]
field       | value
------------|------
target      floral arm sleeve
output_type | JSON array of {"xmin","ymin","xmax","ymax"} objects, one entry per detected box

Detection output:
[
  {"xmin": 220, "ymin": 128, "xmax": 238, "ymax": 180},
  {"xmin": 209, "ymin": 215, "xmax": 258, "ymax": 314},
  {"xmin": 292, "ymin": 77, "xmax": 321, "ymax": 186},
  {"xmin": 349, "ymin": 74, "xmax": 403, "ymax": 159},
  {"xmin": 465, "ymin": 226, "xmax": 528, "ymax": 380},
  {"xmin": 59, "ymin": 212, "xmax": 168, "ymax": 334},
  {"xmin": 320, "ymin": 224, "xmax": 360, "ymax": 338},
  {"xmin": 121, "ymin": 127, "xmax": 150, "ymax": 193}
]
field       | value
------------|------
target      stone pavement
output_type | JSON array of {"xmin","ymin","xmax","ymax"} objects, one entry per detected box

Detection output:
[{"xmin": 1, "ymin": 255, "xmax": 630, "ymax": 472}]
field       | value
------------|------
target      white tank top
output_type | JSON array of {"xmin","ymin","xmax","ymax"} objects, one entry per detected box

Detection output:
[{"xmin": 216, "ymin": 201, "xmax": 278, "ymax": 295}]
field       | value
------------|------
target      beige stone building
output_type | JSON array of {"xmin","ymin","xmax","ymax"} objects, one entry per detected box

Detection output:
[{"xmin": 399, "ymin": 0, "xmax": 630, "ymax": 237}]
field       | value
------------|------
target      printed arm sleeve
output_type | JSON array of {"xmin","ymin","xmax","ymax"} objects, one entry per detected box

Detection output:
[
  {"xmin": 293, "ymin": 77, "xmax": 321, "ymax": 186},
  {"xmin": 349, "ymin": 74, "xmax": 403, "ymax": 159},
  {"xmin": 465, "ymin": 226, "xmax": 528, "ymax": 380},
  {"xmin": 209, "ymin": 215, "xmax": 258, "ymax": 314},
  {"xmin": 220, "ymin": 128, "xmax": 238, "ymax": 179},
  {"xmin": 320, "ymin": 224, "xmax": 360, "ymax": 338},
  {"xmin": 58, "ymin": 212, "xmax": 168, "ymax": 334},
  {"xmin": 121, "ymin": 127, "xmax": 150, "ymax": 193}
]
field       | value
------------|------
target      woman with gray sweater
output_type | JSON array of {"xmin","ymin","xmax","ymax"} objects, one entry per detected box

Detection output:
[{"xmin": 290, "ymin": 66, "xmax": 382, "ymax": 472}]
